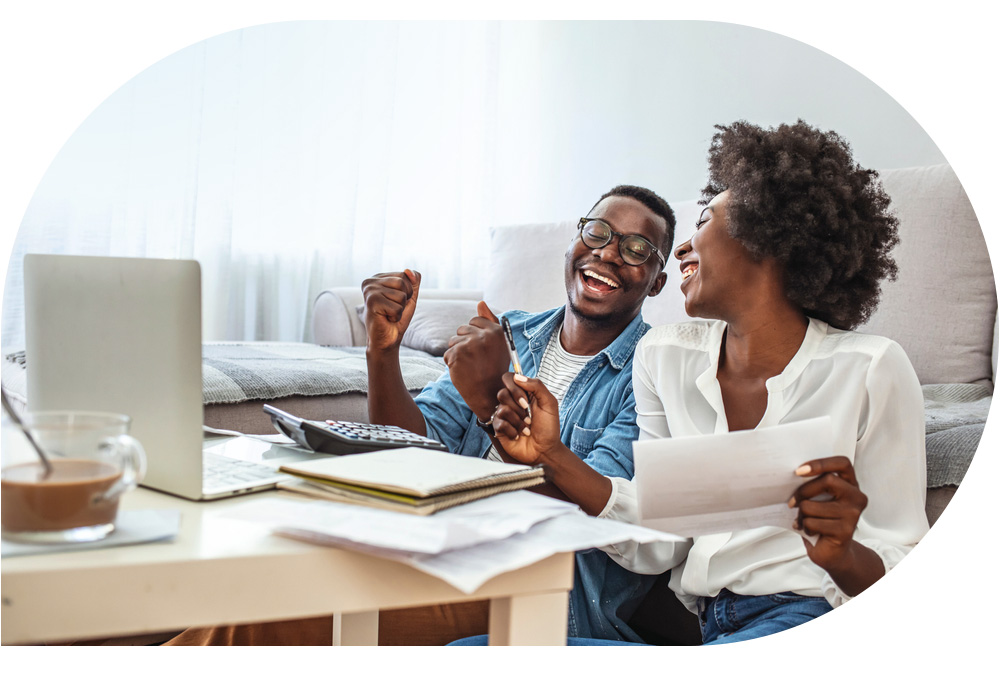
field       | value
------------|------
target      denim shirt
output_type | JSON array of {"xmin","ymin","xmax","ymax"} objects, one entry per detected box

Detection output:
[{"xmin": 414, "ymin": 306, "xmax": 655, "ymax": 642}]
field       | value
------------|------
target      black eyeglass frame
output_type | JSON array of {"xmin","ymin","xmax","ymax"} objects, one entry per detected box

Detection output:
[{"xmin": 577, "ymin": 218, "xmax": 667, "ymax": 268}]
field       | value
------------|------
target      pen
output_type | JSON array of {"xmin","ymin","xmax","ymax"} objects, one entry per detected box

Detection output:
[
  {"xmin": 500, "ymin": 316, "xmax": 530, "ymax": 422},
  {"xmin": 501, "ymin": 316, "xmax": 523, "ymax": 375}
]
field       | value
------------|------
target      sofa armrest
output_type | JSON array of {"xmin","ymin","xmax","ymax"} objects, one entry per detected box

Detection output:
[
  {"xmin": 311, "ymin": 286, "xmax": 484, "ymax": 347},
  {"xmin": 312, "ymin": 287, "xmax": 366, "ymax": 347}
]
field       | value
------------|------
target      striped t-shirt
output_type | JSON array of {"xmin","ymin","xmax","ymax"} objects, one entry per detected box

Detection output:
[
  {"xmin": 536, "ymin": 324, "xmax": 594, "ymax": 403},
  {"xmin": 486, "ymin": 322, "xmax": 594, "ymax": 462}
]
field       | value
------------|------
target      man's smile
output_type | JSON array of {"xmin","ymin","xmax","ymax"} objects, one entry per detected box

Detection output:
[
  {"xmin": 583, "ymin": 270, "xmax": 621, "ymax": 290},
  {"xmin": 580, "ymin": 268, "xmax": 622, "ymax": 294}
]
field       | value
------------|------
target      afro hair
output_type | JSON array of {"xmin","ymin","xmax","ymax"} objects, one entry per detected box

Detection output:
[{"xmin": 701, "ymin": 119, "xmax": 900, "ymax": 330}]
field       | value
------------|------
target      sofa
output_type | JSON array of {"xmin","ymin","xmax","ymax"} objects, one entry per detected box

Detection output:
[{"xmin": 3, "ymin": 162, "xmax": 994, "ymax": 645}]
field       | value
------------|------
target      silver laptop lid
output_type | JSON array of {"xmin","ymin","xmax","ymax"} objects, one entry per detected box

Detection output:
[{"xmin": 24, "ymin": 254, "xmax": 205, "ymax": 499}]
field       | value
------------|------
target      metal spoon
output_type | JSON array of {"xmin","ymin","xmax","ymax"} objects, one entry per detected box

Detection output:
[{"xmin": 1, "ymin": 385, "xmax": 54, "ymax": 479}]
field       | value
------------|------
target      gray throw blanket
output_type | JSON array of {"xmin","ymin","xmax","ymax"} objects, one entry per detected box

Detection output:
[
  {"xmin": 922, "ymin": 383, "xmax": 992, "ymax": 488},
  {"xmin": 199, "ymin": 342, "xmax": 447, "ymax": 404},
  {"xmin": 4, "ymin": 343, "xmax": 447, "ymax": 406}
]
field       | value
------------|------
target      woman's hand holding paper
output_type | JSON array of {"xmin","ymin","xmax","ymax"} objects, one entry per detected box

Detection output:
[{"xmin": 789, "ymin": 456, "xmax": 885, "ymax": 596}]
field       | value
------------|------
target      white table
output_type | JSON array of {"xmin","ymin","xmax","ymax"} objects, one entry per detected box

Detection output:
[{"xmin": 1, "ymin": 433, "xmax": 573, "ymax": 646}]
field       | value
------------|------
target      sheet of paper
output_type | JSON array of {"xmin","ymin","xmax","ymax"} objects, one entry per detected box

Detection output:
[
  {"xmin": 219, "ymin": 489, "xmax": 580, "ymax": 554},
  {"xmin": 633, "ymin": 417, "xmax": 841, "ymax": 537},
  {"xmin": 279, "ymin": 511, "xmax": 686, "ymax": 594}
]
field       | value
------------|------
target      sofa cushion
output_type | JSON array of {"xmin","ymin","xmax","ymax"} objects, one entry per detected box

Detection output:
[
  {"xmin": 638, "ymin": 199, "xmax": 704, "ymax": 328},
  {"xmin": 858, "ymin": 164, "xmax": 996, "ymax": 386},
  {"xmin": 482, "ymin": 221, "xmax": 578, "ymax": 315},
  {"xmin": 355, "ymin": 300, "xmax": 481, "ymax": 357},
  {"xmin": 204, "ymin": 393, "xmax": 371, "ymax": 434}
]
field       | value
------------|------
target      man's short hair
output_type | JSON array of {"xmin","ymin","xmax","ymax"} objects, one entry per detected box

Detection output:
[{"xmin": 590, "ymin": 185, "xmax": 676, "ymax": 254}]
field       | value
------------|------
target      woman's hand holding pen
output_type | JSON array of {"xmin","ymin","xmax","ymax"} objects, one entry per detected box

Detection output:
[
  {"xmin": 492, "ymin": 373, "xmax": 561, "ymax": 465},
  {"xmin": 492, "ymin": 372, "xmax": 613, "ymax": 516}
]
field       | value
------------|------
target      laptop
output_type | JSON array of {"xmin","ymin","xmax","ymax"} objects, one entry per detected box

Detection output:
[{"xmin": 23, "ymin": 253, "xmax": 316, "ymax": 500}]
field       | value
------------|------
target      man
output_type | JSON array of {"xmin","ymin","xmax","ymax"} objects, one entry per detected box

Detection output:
[
  {"xmin": 163, "ymin": 184, "xmax": 675, "ymax": 646},
  {"xmin": 363, "ymin": 184, "xmax": 675, "ymax": 642}
]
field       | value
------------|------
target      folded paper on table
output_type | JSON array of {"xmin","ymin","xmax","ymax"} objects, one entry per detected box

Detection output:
[
  {"xmin": 220, "ymin": 490, "xmax": 683, "ymax": 592},
  {"xmin": 281, "ymin": 511, "xmax": 686, "ymax": 594},
  {"xmin": 278, "ymin": 446, "xmax": 545, "ymax": 514},
  {"xmin": 220, "ymin": 490, "xmax": 580, "ymax": 554},
  {"xmin": 278, "ymin": 473, "xmax": 545, "ymax": 515},
  {"xmin": 633, "ymin": 417, "xmax": 838, "ymax": 537}
]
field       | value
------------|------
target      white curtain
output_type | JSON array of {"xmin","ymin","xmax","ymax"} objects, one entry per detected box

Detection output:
[
  {"xmin": 2, "ymin": 21, "xmax": 947, "ymax": 351},
  {"xmin": 2, "ymin": 21, "xmax": 501, "ymax": 347}
]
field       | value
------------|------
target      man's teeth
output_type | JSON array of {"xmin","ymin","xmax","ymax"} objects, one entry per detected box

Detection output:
[
  {"xmin": 682, "ymin": 266, "xmax": 697, "ymax": 280},
  {"xmin": 583, "ymin": 270, "xmax": 620, "ymax": 288}
]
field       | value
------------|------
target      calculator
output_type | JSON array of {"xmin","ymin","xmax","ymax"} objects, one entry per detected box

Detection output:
[{"xmin": 262, "ymin": 404, "xmax": 448, "ymax": 456}]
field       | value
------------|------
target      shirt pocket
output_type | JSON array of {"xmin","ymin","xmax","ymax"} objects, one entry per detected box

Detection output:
[{"xmin": 568, "ymin": 424, "xmax": 605, "ymax": 458}]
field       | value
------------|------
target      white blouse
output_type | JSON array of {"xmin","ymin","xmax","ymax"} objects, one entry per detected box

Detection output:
[{"xmin": 599, "ymin": 317, "xmax": 930, "ymax": 611}]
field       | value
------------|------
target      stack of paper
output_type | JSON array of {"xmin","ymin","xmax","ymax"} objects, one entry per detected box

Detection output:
[
  {"xmin": 278, "ymin": 447, "xmax": 545, "ymax": 515},
  {"xmin": 221, "ymin": 491, "xmax": 684, "ymax": 593}
]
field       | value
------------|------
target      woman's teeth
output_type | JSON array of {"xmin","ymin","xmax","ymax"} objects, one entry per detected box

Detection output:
[{"xmin": 682, "ymin": 265, "xmax": 697, "ymax": 280}]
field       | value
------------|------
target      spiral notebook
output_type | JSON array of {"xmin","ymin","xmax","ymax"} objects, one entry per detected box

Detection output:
[{"xmin": 277, "ymin": 447, "xmax": 545, "ymax": 515}]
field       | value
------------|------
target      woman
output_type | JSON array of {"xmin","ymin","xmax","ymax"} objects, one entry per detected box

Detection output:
[{"xmin": 456, "ymin": 120, "xmax": 930, "ymax": 645}]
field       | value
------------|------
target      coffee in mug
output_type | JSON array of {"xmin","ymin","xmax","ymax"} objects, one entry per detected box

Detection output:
[{"xmin": 1, "ymin": 411, "xmax": 145, "ymax": 543}]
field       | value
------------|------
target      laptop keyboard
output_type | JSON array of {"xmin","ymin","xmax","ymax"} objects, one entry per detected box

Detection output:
[{"xmin": 202, "ymin": 452, "xmax": 280, "ymax": 492}]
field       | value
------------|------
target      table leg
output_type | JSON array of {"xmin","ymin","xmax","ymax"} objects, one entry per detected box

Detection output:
[
  {"xmin": 332, "ymin": 610, "xmax": 379, "ymax": 646},
  {"xmin": 487, "ymin": 591, "xmax": 568, "ymax": 646}
]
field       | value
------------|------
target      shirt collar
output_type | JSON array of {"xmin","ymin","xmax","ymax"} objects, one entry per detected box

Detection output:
[
  {"xmin": 522, "ymin": 306, "xmax": 649, "ymax": 371},
  {"xmin": 696, "ymin": 316, "xmax": 829, "ymax": 394}
]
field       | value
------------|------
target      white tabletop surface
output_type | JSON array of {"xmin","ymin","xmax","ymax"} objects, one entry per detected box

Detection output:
[{"xmin": 1, "ymin": 423, "xmax": 573, "ymax": 645}]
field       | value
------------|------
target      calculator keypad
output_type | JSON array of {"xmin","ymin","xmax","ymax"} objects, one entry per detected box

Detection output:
[
  {"xmin": 324, "ymin": 421, "xmax": 444, "ymax": 448},
  {"xmin": 264, "ymin": 403, "xmax": 448, "ymax": 455}
]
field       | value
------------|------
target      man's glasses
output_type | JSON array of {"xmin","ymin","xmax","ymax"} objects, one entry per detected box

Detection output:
[{"xmin": 578, "ymin": 218, "xmax": 666, "ymax": 268}]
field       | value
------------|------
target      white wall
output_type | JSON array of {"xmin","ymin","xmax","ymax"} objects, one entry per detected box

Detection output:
[{"xmin": 490, "ymin": 21, "xmax": 944, "ymax": 223}]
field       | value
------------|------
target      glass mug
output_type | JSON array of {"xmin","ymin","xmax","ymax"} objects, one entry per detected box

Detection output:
[{"xmin": 1, "ymin": 411, "xmax": 146, "ymax": 543}]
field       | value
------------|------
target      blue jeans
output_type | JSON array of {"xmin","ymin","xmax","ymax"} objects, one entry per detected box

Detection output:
[
  {"xmin": 449, "ymin": 589, "xmax": 833, "ymax": 646},
  {"xmin": 448, "ymin": 635, "xmax": 646, "ymax": 645},
  {"xmin": 697, "ymin": 589, "xmax": 833, "ymax": 645}
]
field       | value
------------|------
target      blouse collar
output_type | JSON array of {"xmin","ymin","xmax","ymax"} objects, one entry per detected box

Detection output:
[{"xmin": 694, "ymin": 317, "xmax": 830, "ymax": 432}]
